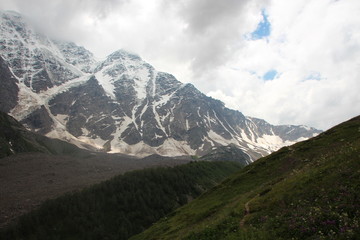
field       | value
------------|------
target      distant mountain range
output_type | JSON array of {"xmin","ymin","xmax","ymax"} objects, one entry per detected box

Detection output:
[{"xmin": 0, "ymin": 11, "xmax": 321, "ymax": 160}]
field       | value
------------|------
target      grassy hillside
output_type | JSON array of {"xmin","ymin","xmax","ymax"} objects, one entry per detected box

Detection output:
[
  {"xmin": 0, "ymin": 161, "xmax": 242, "ymax": 240},
  {"xmin": 131, "ymin": 116, "xmax": 360, "ymax": 240}
]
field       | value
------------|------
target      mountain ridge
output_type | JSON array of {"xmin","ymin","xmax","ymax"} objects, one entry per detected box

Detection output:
[{"xmin": 0, "ymin": 10, "xmax": 321, "ymax": 159}]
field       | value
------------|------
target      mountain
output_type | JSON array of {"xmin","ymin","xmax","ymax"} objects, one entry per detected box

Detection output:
[
  {"xmin": 130, "ymin": 115, "xmax": 360, "ymax": 240},
  {"xmin": 0, "ymin": 11, "xmax": 321, "ymax": 160}
]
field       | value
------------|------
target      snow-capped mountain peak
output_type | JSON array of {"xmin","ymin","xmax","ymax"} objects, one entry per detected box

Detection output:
[
  {"xmin": 94, "ymin": 49, "xmax": 157, "ymax": 101},
  {"xmin": 0, "ymin": 11, "xmax": 322, "ymax": 160}
]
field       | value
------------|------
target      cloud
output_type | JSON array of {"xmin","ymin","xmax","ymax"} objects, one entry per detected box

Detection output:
[
  {"xmin": 208, "ymin": 0, "xmax": 360, "ymax": 129},
  {"xmin": 0, "ymin": 0, "xmax": 359, "ymax": 130},
  {"xmin": 0, "ymin": 0, "xmax": 130, "ymax": 44},
  {"xmin": 166, "ymin": 0, "xmax": 269, "ymax": 75},
  {"xmin": 178, "ymin": 0, "xmax": 250, "ymax": 34}
]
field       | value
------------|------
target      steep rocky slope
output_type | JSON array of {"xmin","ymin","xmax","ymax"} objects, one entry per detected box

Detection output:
[
  {"xmin": 0, "ymin": 111, "xmax": 91, "ymax": 158},
  {"xmin": 199, "ymin": 144, "xmax": 252, "ymax": 166}
]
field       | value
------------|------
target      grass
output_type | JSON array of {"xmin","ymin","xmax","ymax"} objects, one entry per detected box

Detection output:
[{"xmin": 130, "ymin": 115, "xmax": 360, "ymax": 240}]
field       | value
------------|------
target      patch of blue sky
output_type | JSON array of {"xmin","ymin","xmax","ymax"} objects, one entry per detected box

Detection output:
[
  {"xmin": 251, "ymin": 9, "xmax": 271, "ymax": 40},
  {"xmin": 304, "ymin": 72, "xmax": 322, "ymax": 81},
  {"xmin": 263, "ymin": 69, "xmax": 278, "ymax": 81}
]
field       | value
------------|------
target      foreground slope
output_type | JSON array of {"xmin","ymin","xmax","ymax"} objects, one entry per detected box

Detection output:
[
  {"xmin": 0, "ymin": 11, "xmax": 320, "ymax": 159},
  {"xmin": 131, "ymin": 115, "xmax": 360, "ymax": 240}
]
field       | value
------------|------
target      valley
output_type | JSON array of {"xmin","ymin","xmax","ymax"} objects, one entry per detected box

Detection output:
[{"xmin": 0, "ymin": 152, "xmax": 188, "ymax": 229}]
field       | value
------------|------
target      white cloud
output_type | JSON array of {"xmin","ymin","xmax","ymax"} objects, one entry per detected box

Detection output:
[
  {"xmin": 209, "ymin": 0, "xmax": 360, "ymax": 129},
  {"xmin": 0, "ymin": 0, "xmax": 359, "ymax": 130}
]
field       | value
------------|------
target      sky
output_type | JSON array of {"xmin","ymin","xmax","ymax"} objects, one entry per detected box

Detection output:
[{"xmin": 0, "ymin": 0, "xmax": 359, "ymax": 130}]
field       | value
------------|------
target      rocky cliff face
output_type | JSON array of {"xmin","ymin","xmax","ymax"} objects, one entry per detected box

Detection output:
[
  {"xmin": 0, "ymin": 12, "xmax": 83, "ymax": 93},
  {"xmin": 0, "ymin": 56, "xmax": 18, "ymax": 113},
  {"xmin": 0, "ymin": 11, "xmax": 321, "ymax": 160}
]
